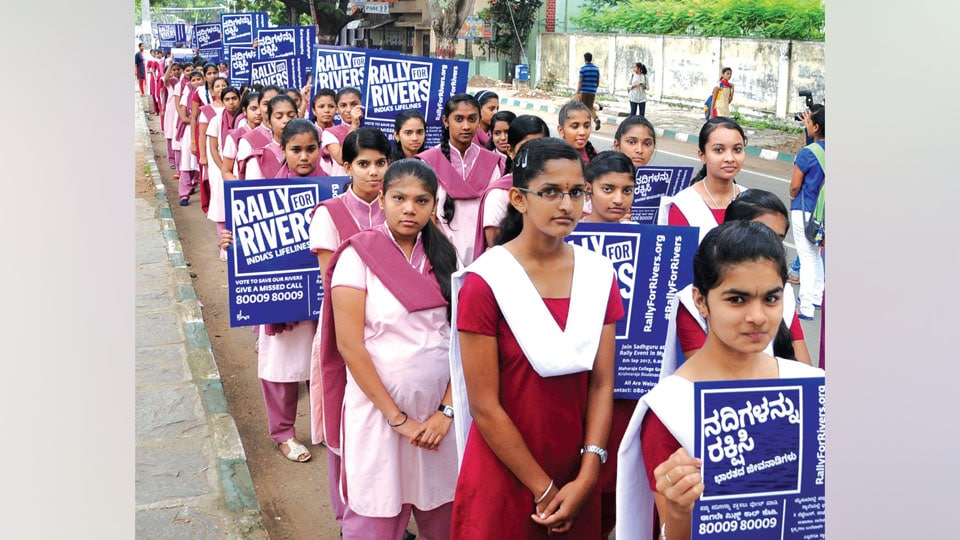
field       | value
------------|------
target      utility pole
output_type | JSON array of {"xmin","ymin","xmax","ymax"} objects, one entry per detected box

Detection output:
[{"xmin": 142, "ymin": 0, "xmax": 153, "ymax": 47}]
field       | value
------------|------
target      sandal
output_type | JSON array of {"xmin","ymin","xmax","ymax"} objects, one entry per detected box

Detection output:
[{"xmin": 279, "ymin": 438, "xmax": 312, "ymax": 462}]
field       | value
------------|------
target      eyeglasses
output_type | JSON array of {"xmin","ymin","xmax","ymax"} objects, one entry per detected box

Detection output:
[{"xmin": 517, "ymin": 186, "xmax": 586, "ymax": 203}]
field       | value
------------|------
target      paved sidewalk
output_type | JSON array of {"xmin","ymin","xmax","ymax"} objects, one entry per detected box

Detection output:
[
  {"xmin": 135, "ymin": 93, "xmax": 268, "ymax": 539},
  {"xmin": 467, "ymin": 85, "xmax": 802, "ymax": 163}
]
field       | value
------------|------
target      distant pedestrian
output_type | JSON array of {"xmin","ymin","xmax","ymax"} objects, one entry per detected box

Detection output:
[
  {"xmin": 710, "ymin": 67, "xmax": 734, "ymax": 118},
  {"xmin": 576, "ymin": 52, "xmax": 602, "ymax": 131},
  {"xmin": 135, "ymin": 43, "xmax": 146, "ymax": 95},
  {"xmin": 788, "ymin": 104, "xmax": 825, "ymax": 321},
  {"xmin": 628, "ymin": 62, "xmax": 648, "ymax": 117}
]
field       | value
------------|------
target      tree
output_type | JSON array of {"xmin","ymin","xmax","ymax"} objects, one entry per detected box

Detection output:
[
  {"xmin": 426, "ymin": 0, "xmax": 474, "ymax": 58},
  {"xmin": 235, "ymin": 0, "xmax": 360, "ymax": 42},
  {"xmin": 478, "ymin": 0, "xmax": 542, "ymax": 65},
  {"xmin": 146, "ymin": 0, "xmax": 360, "ymax": 43}
]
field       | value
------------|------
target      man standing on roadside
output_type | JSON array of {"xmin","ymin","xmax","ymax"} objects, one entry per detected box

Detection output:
[
  {"xmin": 577, "ymin": 52, "xmax": 601, "ymax": 131},
  {"xmin": 135, "ymin": 42, "xmax": 146, "ymax": 95}
]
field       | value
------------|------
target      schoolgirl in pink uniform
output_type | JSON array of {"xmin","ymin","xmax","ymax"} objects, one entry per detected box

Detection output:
[
  {"xmin": 219, "ymin": 119, "xmax": 332, "ymax": 464},
  {"xmin": 390, "ymin": 108, "xmax": 427, "ymax": 162},
  {"xmin": 234, "ymin": 86, "xmax": 281, "ymax": 179},
  {"xmin": 416, "ymin": 93, "xmax": 505, "ymax": 266},
  {"xmin": 310, "ymin": 88, "xmax": 347, "ymax": 176},
  {"xmin": 308, "ymin": 127, "xmax": 392, "ymax": 529},
  {"xmin": 203, "ymin": 85, "xmax": 241, "ymax": 260},
  {"xmin": 176, "ymin": 69, "xmax": 205, "ymax": 206},
  {"xmin": 196, "ymin": 77, "xmax": 230, "ymax": 214},
  {"xmin": 472, "ymin": 90, "xmax": 499, "ymax": 148},
  {"xmin": 321, "ymin": 158, "xmax": 460, "ymax": 539},
  {"xmin": 239, "ymin": 93, "xmax": 298, "ymax": 180},
  {"xmin": 162, "ymin": 62, "xmax": 184, "ymax": 169},
  {"xmin": 220, "ymin": 91, "xmax": 261, "ymax": 181},
  {"xmin": 325, "ymin": 87, "xmax": 364, "ymax": 165}
]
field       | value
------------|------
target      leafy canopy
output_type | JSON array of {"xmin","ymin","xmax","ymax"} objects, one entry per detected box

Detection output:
[{"xmin": 575, "ymin": 0, "xmax": 825, "ymax": 41}]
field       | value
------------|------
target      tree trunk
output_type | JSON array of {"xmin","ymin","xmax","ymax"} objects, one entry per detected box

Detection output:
[
  {"xmin": 428, "ymin": 0, "xmax": 473, "ymax": 58},
  {"xmin": 435, "ymin": 34, "xmax": 457, "ymax": 58}
]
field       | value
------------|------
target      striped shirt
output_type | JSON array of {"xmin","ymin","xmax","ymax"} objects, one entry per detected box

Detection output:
[{"xmin": 579, "ymin": 62, "xmax": 600, "ymax": 94}]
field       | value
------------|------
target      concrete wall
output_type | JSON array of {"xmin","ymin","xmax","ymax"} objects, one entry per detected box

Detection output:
[{"xmin": 535, "ymin": 33, "xmax": 825, "ymax": 118}]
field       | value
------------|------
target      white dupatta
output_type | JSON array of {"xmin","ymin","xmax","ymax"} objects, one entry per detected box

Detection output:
[
  {"xmin": 448, "ymin": 245, "xmax": 615, "ymax": 465},
  {"xmin": 657, "ymin": 186, "xmax": 749, "ymax": 242},
  {"xmin": 616, "ymin": 358, "xmax": 824, "ymax": 539}
]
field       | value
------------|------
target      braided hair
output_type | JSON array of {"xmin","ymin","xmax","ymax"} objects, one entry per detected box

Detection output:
[{"xmin": 438, "ymin": 93, "xmax": 481, "ymax": 224}]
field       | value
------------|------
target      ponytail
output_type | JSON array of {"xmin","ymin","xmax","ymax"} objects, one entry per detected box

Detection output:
[
  {"xmin": 438, "ymin": 125, "xmax": 457, "ymax": 223},
  {"xmin": 772, "ymin": 320, "xmax": 797, "ymax": 360},
  {"xmin": 381, "ymin": 158, "xmax": 459, "ymax": 320},
  {"xmin": 693, "ymin": 164, "xmax": 707, "ymax": 183},
  {"xmin": 584, "ymin": 140, "xmax": 598, "ymax": 161},
  {"xmin": 494, "ymin": 205, "xmax": 523, "ymax": 246},
  {"xmin": 421, "ymin": 219, "xmax": 458, "ymax": 321}
]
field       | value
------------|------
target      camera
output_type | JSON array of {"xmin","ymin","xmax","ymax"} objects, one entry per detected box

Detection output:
[{"xmin": 793, "ymin": 90, "xmax": 814, "ymax": 121}]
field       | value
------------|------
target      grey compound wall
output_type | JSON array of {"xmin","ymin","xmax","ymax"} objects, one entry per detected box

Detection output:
[{"xmin": 537, "ymin": 33, "xmax": 824, "ymax": 118}]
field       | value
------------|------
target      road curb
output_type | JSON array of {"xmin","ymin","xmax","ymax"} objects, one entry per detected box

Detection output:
[
  {"xmin": 500, "ymin": 96, "xmax": 797, "ymax": 163},
  {"xmin": 136, "ymin": 95, "xmax": 267, "ymax": 538}
]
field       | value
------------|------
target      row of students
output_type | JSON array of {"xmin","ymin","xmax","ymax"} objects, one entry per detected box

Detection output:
[{"xmin": 201, "ymin": 81, "xmax": 815, "ymax": 538}]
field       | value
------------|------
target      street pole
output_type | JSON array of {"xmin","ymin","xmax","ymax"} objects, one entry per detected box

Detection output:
[{"xmin": 142, "ymin": 0, "xmax": 153, "ymax": 48}]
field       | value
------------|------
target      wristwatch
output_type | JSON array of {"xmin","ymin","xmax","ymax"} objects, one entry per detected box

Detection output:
[
  {"xmin": 581, "ymin": 445, "xmax": 608, "ymax": 464},
  {"xmin": 438, "ymin": 404, "xmax": 455, "ymax": 418}
]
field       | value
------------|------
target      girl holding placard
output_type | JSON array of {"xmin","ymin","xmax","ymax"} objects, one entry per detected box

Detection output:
[{"xmin": 616, "ymin": 220, "xmax": 824, "ymax": 540}]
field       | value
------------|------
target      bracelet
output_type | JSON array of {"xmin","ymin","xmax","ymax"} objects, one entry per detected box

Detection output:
[
  {"xmin": 534, "ymin": 480, "xmax": 554, "ymax": 505},
  {"xmin": 387, "ymin": 412, "xmax": 408, "ymax": 428}
]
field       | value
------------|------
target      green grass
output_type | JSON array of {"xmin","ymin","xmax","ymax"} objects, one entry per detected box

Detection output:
[{"xmin": 732, "ymin": 111, "xmax": 803, "ymax": 134}]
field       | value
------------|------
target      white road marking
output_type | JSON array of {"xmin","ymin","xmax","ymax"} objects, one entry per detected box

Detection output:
[{"xmin": 591, "ymin": 135, "xmax": 790, "ymax": 183}]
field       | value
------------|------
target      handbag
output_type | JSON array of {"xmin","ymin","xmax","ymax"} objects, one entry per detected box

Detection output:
[{"xmin": 800, "ymin": 143, "xmax": 825, "ymax": 246}]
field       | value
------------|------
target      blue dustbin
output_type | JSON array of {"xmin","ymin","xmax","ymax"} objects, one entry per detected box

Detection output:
[{"xmin": 514, "ymin": 64, "xmax": 529, "ymax": 81}]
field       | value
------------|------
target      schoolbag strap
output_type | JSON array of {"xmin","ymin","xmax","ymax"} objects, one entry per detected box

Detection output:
[{"xmin": 805, "ymin": 142, "xmax": 825, "ymax": 177}]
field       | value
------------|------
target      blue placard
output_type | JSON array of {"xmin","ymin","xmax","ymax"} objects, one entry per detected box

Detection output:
[
  {"xmin": 249, "ymin": 57, "xmax": 305, "ymax": 89},
  {"xmin": 193, "ymin": 22, "xmax": 223, "ymax": 50},
  {"xmin": 256, "ymin": 27, "xmax": 298, "ymax": 59},
  {"xmin": 255, "ymin": 26, "xmax": 314, "ymax": 89},
  {"xmin": 225, "ymin": 177, "xmax": 347, "ymax": 327},
  {"xmin": 692, "ymin": 377, "xmax": 826, "ymax": 539},
  {"xmin": 566, "ymin": 222, "xmax": 697, "ymax": 398},
  {"xmin": 220, "ymin": 13, "xmax": 257, "ymax": 46},
  {"xmin": 171, "ymin": 47, "xmax": 194, "ymax": 63},
  {"xmin": 228, "ymin": 46, "xmax": 258, "ymax": 86},
  {"xmin": 198, "ymin": 48, "xmax": 222, "ymax": 64},
  {"xmin": 631, "ymin": 165, "xmax": 695, "ymax": 224},
  {"xmin": 156, "ymin": 23, "xmax": 187, "ymax": 48},
  {"xmin": 312, "ymin": 46, "xmax": 469, "ymax": 147}
]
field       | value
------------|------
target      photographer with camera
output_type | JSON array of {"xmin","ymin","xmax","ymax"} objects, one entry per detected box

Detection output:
[
  {"xmin": 789, "ymin": 103, "xmax": 825, "ymax": 321},
  {"xmin": 788, "ymin": 90, "xmax": 816, "ymax": 284}
]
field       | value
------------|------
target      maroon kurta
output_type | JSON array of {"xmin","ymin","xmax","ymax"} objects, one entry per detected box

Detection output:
[{"xmin": 450, "ymin": 273, "xmax": 623, "ymax": 539}]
